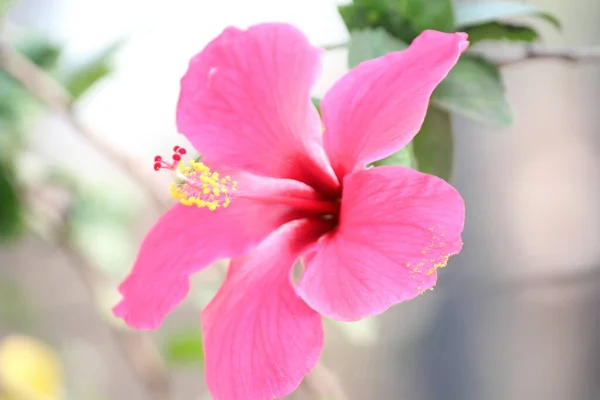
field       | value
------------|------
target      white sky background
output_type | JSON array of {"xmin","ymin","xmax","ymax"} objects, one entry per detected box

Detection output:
[{"xmin": 8, "ymin": 0, "xmax": 351, "ymax": 184}]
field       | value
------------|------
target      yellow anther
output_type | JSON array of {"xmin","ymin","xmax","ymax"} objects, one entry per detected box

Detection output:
[{"xmin": 169, "ymin": 160, "xmax": 237, "ymax": 210}]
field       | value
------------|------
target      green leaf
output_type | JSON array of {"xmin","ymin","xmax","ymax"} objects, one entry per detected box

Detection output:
[
  {"xmin": 432, "ymin": 55, "xmax": 512, "ymax": 127},
  {"xmin": 1, "ymin": 0, "xmax": 13, "ymax": 17},
  {"xmin": 465, "ymin": 22, "xmax": 539, "ymax": 44},
  {"xmin": 397, "ymin": 0, "xmax": 454, "ymax": 33},
  {"xmin": 0, "ymin": 161, "xmax": 23, "ymax": 240},
  {"xmin": 163, "ymin": 329, "xmax": 204, "ymax": 366},
  {"xmin": 454, "ymin": 1, "xmax": 561, "ymax": 29},
  {"xmin": 371, "ymin": 142, "xmax": 415, "ymax": 168},
  {"xmin": 69, "ymin": 183, "xmax": 139, "ymax": 278},
  {"xmin": 63, "ymin": 41, "xmax": 122, "ymax": 99},
  {"xmin": 311, "ymin": 97, "xmax": 321, "ymax": 116},
  {"xmin": 13, "ymin": 35, "xmax": 62, "ymax": 70},
  {"xmin": 338, "ymin": 0, "xmax": 416, "ymax": 43},
  {"xmin": 412, "ymin": 106, "xmax": 454, "ymax": 181},
  {"xmin": 0, "ymin": 35, "xmax": 62, "ymax": 136},
  {"xmin": 329, "ymin": 317, "xmax": 379, "ymax": 346},
  {"xmin": 348, "ymin": 28, "xmax": 407, "ymax": 68}
]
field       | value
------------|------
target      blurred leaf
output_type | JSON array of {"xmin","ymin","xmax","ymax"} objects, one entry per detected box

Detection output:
[
  {"xmin": 338, "ymin": 0, "xmax": 416, "ymax": 42},
  {"xmin": 0, "ymin": 35, "xmax": 61, "ymax": 136},
  {"xmin": 69, "ymin": 184, "xmax": 138, "ymax": 278},
  {"xmin": 412, "ymin": 106, "xmax": 453, "ymax": 181},
  {"xmin": 371, "ymin": 142, "xmax": 415, "ymax": 168},
  {"xmin": 454, "ymin": 1, "xmax": 561, "ymax": 29},
  {"xmin": 432, "ymin": 56, "xmax": 512, "ymax": 127},
  {"xmin": 397, "ymin": 0, "xmax": 454, "ymax": 33},
  {"xmin": 163, "ymin": 329, "xmax": 204, "ymax": 366},
  {"xmin": 465, "ymin": 22, "xmax": 539, "ymax": 44},
  {"xmin": 63, "ymin": 41, "xmax": 122, "ymax": 99},
  {"xmin": 311, "ymin": 97, "xmax": 321, "ymax": 116},
  {"xmin": 0, "ymin": 335, "xmax": 64, "ymax": 400},
  {"xmin": 0, "ymin": 0, "xmax": 13, "ymax": 17},
  {"xmin": 13, "ymin": 35, "xmax": 62, "ymax": 70},
  {"xmin": 330, "ymin": 317, "xmax": 378, "ymax": 346},
  {"xmin": 339, "ymin": 0, "xmax": 454, "ymax": 42},
  {"xmin": 0, "ymin": 161, "xmax": 23, "ymax": 240},
  {"xmin": 348, "ymin": 28, "xmax": 407, "ymax": 68}
]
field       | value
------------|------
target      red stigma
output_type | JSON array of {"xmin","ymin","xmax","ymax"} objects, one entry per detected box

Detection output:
[{"xmin": 153, "ymin": 145, "xmax": 189, "ymax": 172}]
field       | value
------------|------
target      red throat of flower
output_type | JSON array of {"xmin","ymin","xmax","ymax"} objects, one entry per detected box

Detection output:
[{"xmin": 154, "ymin": 146, "xmax": 237, "ymax": 211}]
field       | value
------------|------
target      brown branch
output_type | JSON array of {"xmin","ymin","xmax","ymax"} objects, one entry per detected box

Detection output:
[
  {"xmin": 320, "ymin": 41, "xmax": 600, "ymax": 65},
  {"xmin": 493, "ymin": 46, "xmax": 600, "ymax": 66},
  {"xmin": 0, "ymin": 41, "xmax": 167, "ymax": 211}
]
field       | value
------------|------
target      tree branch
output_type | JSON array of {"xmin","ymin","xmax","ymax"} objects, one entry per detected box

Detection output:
[
  {"xmin": 0, "ymin": 41, "xmax": 167, "ymax": 211},
  {"xmin": 321, "ymin": 41, "xmax": 600, "ymax": 65},
  {"xmin": 492, "ymin": 46, "xmax": 600, "ymax": 65}
]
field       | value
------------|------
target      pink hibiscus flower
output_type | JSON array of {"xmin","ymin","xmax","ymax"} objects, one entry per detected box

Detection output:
[{"xmin": 113, "ymin": 23, "xmax": 467, "ymax": 400}]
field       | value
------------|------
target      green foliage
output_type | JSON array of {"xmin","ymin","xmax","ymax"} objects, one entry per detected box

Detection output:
[
  {"xmin": 0, "ymin": 0, "xmax": 13, "ymax": 18},
  {"xmin": 0, "ymin": 35, "xmax": 63, "ymax": 241},
  {"xmin": 13, "ymin": 36, "xmax": 62, "ymax": 69},
  {"xmin": 432, "ymin": 56, "xmax": 512, "ymax": 128},
  {"xmin": 339, "ymin": 0, "xmax": 454, "ymax": 42},
  {"xmin": 339, "ymin": 0, "xmax": 415, "ymax": 43},
  {"xmin": 465, "ymin": 22, "xmax": 539, "ymax": 44},
  {"xmin": 311, "ymin": 97, "xmax": 321, "ymax": 116},
  {"xmin": 63, "ymin": 41, "xmax": 122, "ymax": 99},
  {"xmin": 163, "ymin": 329, "xmax": 205, "ymax": 366},
  {"xmin": 0, "ymin": 162, "xmax": 22, "ymax": 240},
  {"xmin": 0, "ymin": 35, "xmax": 62, "ymax": 135},
  {"xmin": 454, "ymin": 1, "xmax": 561, "ymax": 30},
  {"xmin": 68, "ymin": 183, "xmax": 138, "ymax": 279},
  {"xmin": 348, "ymin": 28, "xmax": 407, "ymax": 68},
  {"xmin": 371, "ymin": 143, "xmax": 414, "ymax": 168},
  {"xmin": 412, "ymin": 107, "xmax": 454, "ymax": 181},
  {"xmin": 396, "ymin": 0, "xmax": 454, "ymax": 33}
]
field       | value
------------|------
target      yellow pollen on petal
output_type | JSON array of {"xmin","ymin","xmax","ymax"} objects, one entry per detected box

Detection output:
[{"xmin": 170, "ymin": 161, "xmax": 237, "ymax": 210}]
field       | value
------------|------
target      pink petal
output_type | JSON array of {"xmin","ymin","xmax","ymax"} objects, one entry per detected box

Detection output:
[
  {"xmin": 176, "ymin": 23, "xmax": 338, "ymax": 194},
  {"xmin": 296, "ymin": 166, "xmax": 465, "ymax": 321},
  {"xmin": 321, "ymin": 30, "xmax": 469, "ymax": 178},
  {"xmin": 113, "ymin": 173, "xmax": 317, "ymax": 330},
  {"xmin": 202, "ymin": 220, "xmax": 329, "ymax": 400}
]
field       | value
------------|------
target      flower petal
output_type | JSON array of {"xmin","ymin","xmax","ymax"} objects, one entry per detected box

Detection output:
[
  {"xmin": 321, "ymin": 30, "xmax": 469, "ymax": 178},
  {"xmin": 202, "ymin": 220, "xmax": 329, "ymax": 400},
  {"xmin": 297, "ymin": 166, "xmax": 465, "ymax": 321},
  {"xmin": 177, "ymin": 23, "xmax": 338, "ymax": 194},
  {"xmin": 113, "ymin": 173, "xmax": 317, "ymax": 330}
]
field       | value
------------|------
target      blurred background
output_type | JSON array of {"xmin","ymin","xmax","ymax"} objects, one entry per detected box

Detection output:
[{"xmin": 1, "ymin": 0, "xmax": 599, "ymax": 399}]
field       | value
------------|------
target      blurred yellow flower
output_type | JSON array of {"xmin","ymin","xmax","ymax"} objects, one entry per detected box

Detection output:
[{"xmin": 0, "ymin": 335, "xmax": 63, "ymax": 400}]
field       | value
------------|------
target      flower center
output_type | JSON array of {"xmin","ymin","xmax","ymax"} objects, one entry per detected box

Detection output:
[{"xmin": 154, "ymin": 146, "xmax": 237, "ymax": 211}]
